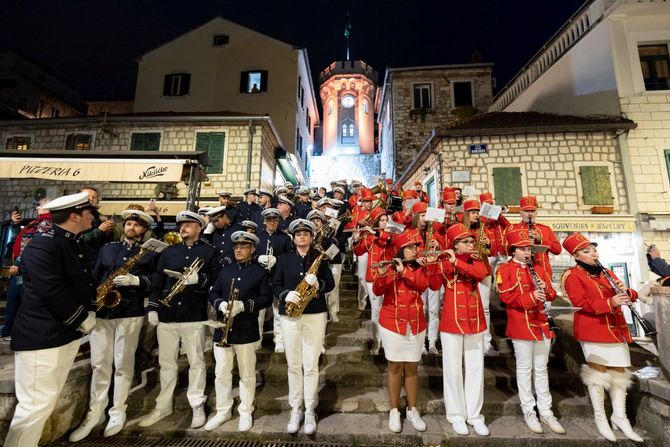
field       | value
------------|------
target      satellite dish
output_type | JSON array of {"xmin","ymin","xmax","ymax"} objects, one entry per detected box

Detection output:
[{"xmin": 33, "ymin": 187, "xmax": 46, "ymax": 202}]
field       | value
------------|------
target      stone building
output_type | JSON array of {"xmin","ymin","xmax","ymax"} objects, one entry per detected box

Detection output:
[
  {"xmin": 489, "ymin": 0, "xmax": 670, "ymax": 278},
  {"xmin": 397, "ymin": 111, "xmax": 640, "ymax": 284},
  {"xmin": 0, "ymin": 113, "xmax": 293, "ymax": 218},
  {"xmin": 377, "ymin": 63, "xmax": 494, "ymax": 179},
  {"xmin": 132, "ymin": 16, "xmax": 319, "ymax": 184}
]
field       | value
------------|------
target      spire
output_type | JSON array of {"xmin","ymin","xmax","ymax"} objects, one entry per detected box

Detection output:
[{"xmin": 344, "ymin": 12, "xmax": 352, "ymax": 61}]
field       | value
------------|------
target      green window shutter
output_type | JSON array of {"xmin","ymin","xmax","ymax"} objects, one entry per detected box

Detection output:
[
  {"xmin": 580, "ymin": 166, "xmax": 613, "ymax": 205},
  {"xmin": 196, "ymin": 132, "xmax": 225, "ymax": 174},
  {"xmin": 131, "ymin": 133, "xmax": 160, "ymax": 151},
  {"xmin": 664, "ymin": 150, "xmax": 670, "ymax": 183},
  {"xmin": 195, "ymin": 132, "xmax": 210, "ymax": 152},
  {"xmin": 492, "ymin": 167, "xmax": 522, "ymax": 206},
  {"xmin": 130, "ymin": 133, "xmax": 144, "ymax": 151}
]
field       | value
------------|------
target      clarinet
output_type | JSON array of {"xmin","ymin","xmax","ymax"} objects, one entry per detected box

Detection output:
[
  {"xmin": 595, "ymin": 261, "xmax": 657, "ymax": 336},
  {"xmin": 527, "ymin": 218, "xmax": 537, "ymax": 263},
  {"xmin": 525, "ymin": 258, "xmax": 559, "ymax": 334}
]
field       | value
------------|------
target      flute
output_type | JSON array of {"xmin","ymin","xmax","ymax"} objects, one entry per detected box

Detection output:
[{"xmin": 371, "ymin": 259, "xmax": 411, "ymax": 268}]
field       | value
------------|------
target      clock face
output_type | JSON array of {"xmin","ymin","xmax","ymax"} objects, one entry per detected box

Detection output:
[{"xmin": 341, "ymin": 95, "xmax": 355, "ymax": 108}]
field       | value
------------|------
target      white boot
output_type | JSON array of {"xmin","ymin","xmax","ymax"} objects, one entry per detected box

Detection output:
[
  {"xmin": 581, "ymin": 365, "xmax": 616, "ymax": 442},
  {"xmin": 609, "ymin": 369, "xmax": 643, "ymax": 442}
]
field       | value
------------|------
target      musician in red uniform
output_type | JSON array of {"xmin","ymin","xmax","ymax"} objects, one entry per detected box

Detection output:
[
  {"xmin": 496, "ymin": 228, "xmax": 565, "ymax": 435},
  {"xmin": 479, "ymin": 192, "xmax": 510, "ymax": 259},
  {"xmin": 373, "ymin": 230, "xmax": 430, "ymax": 433},
  {"xmin": 561, "ymin": 233, "xmax": 643, "ymax": 442},
  {"xmin": 353, "ymin": 189, "xmax": 376, "ymax": 310},
  {"xmin": 426, "ymin": 223, "xmax": 489, "ymax": 437},
  {"xmin": 506, "ymin": 196, "xmax": 561, "ymax": 277},
  {"xmin": 413, "ymin": 181, "xmax": 429, "ymax": 203},
  {"xmin": 352, "ymin": 207, "xmax": 394, "ymax": 355}
]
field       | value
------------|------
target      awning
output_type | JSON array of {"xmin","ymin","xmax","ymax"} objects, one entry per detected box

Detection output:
[
  {"xmin": 506, "ymin": 214, "xmax": 637, "ymax": 233},
  {"xmin": 0, "ymin": 157, "xmax": 190, "ymax": 183},
  {"xmin": 99, "ymin": 200, "xmax": 221, "ymax": 216}
]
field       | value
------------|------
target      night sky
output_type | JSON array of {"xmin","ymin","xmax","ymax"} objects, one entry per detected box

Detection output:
[{"xmin": 1, "ymin": 0, "xmax": 585, "ymax": 102}]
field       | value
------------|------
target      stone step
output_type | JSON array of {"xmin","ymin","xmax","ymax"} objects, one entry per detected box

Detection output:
[{"xmin": 71, "ymin": 413, "xmax": 659, "ymax": 447}]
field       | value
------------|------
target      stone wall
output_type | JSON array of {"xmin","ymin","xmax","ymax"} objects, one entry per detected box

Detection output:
[
  {"xmin": 0, "ymin": 119, "xmax": 279, "ymax": 217},
  {"xmin": 389, "ymin": 66, "xmax": 493, "ymax": 175},
  {"xmin": 414, "ymin": 131, "xmax": 629, "ymax": 213}
]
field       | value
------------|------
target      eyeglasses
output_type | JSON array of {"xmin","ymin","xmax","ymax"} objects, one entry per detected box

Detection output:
[{"xmin": 457, "ymin": 239, "xmax": 475, "ymax": 245}]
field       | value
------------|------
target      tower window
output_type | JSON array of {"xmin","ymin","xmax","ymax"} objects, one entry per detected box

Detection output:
[{"xmin": 363, "ymin": 101, "xmax": 369, "ymax": 114}]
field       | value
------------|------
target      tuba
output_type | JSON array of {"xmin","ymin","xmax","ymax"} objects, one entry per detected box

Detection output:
[
  {"xmin": 96, "ymin": 239, "xmax": 167, "ymax": 311},
  {"xmin": 159, "ymin": 257, "xmax": 205, "ymax": 307}
]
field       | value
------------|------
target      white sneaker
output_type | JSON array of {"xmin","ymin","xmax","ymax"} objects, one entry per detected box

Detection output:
[
  {"xmin": 191, "ymin": 404, "xmax": 206, "ymax": 428},
  {"xmin": 204, "ymin": 411, "xmax": 231, "ymax": 431},
  {"xmin": 428, "ymin": 342, "xmax": 439, "ymax": 355},
  {"xmin": 287, "ymin": 408, "xmax": 303, "ymax": 433},
  {"xmin": 540, "ymin": 414, "xmax": 566, "ymax": 434},
  {"xmin": 138, "ymin": 408, "xmax": 173, "ymax": 428},
  {"xmin": 238, "ymin": 413, "xmax": 253, "ymax": 432},
  {"xmin": 69, "ymin": 412, "xmax": 105, "ymax": 442},
  {"xmin": 406, "ymin": 407, "xmax": 426, "ymax": 431},
  {"xmin": 471, "ymin": 420, "xmax": 490, "ymax": 436},
  {"xmin": 103, "ymin": 413, "xmax": 126, "ymax": 437},
  {"xmin": 331, "ymin": 314, "xmax": 339, "ymax": 323},
  {"xmin": 275, "ymin": 343, "xmax": 285, "ymax": 353},
  {"xmin": 388, "ymin": 408, "xmax": 402, "ymax": 433},
  {"xmin": 304, "ymin": 411, "xmax": 317, "ymax": 434},
  {"xmin": 484, "ymin": 345, "xmax": 499, "ymax": 357},
  {"xmin": 451, "ymin": 420, "xmax": 469, "ymax": 435},
  {"xmin": 524, "ymin": 413, "xmax": 543, "ymax": 434}
]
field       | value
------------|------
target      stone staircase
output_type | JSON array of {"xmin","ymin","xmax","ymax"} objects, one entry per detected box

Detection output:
[
  {"xmin": 0, "ymin": 262, "xmax": 663, "ymax": 446},
  {"xmin": 61, "ymin": 264, "xmax": 658, "ymax": 446}
]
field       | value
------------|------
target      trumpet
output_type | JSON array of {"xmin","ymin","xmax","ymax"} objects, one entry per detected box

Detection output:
[
  {"xmin": 159, "ymin": 257, "xmax": 205, "ymax": 307},
  {"xmin": 217, "ymin": 280, "xmax": 239, "ymax": 348},
  {"xmin": 337, "ymin": 210, "xmax": 352, "ymax": 222}
]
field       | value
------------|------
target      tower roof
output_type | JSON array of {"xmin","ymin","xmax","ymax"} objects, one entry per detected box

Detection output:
[{"xmin": 319, "ymin": 60, "xmax": 377, "ymax": 85}]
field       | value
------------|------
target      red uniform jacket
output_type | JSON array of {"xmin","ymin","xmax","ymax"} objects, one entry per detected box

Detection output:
[
  {"xmin": 496, "ymin": 259, "xmax": 557, "ymax": 341},
  {"xmin": 563, "ymin": 265, "xmax": 637, "ymax": 343},
  {"xmin": 482, "ymin": 214, "xmax": 510, "ymax": 257},
  {"xmin": 506, "ymin": 222, "xmax": 561, "ymax": 276},
  {"xmin": 391, "ymin": 210, "xmax": 412, "ymax": 226},
  {"xmin": 353, "ymin": 230, "xmax": 394, "ymax": 283},
  {"xmin": 426, "ymin": 253, "xmax": 487, "ymax": 334},
  {"xmin": 373, "ymin": 264, "xmax": 429, "ymax": 335}
]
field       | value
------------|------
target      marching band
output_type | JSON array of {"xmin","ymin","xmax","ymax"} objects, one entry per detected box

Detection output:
[{"xmin": 3, "ymin": 179, "xmax": 652, "ymax": 446}]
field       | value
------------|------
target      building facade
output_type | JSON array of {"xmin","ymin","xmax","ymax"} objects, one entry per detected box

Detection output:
[
  {"xmin": 489, "ymin": 0, "xmax": 670, "ymax": 278},
  {"xmin": 377, "ymin": 63, "xmax": 494, "ymax": 179},
  {"xmin": 0, "ymin": 113, "xmax": 290, "ymax": 219},
  {"xmin": 132, "ymin": 17, "xmax": 319, "ymax": 185}
]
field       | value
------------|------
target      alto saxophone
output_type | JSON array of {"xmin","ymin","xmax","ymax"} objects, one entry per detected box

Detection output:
[
  {"xmin": 159, "ymin": 257, "xmax": 205, "ymax": 307},
  {"xmin": 217, "ymin": 280, "xmax": 239, "ymax": 348},
  {"xmin": 96, "ymin": 244, "xmax": 158, "ymax": 311},
  {"xmin": 285, "ymin": 252, "xmax": 327, "ymax": 318}
]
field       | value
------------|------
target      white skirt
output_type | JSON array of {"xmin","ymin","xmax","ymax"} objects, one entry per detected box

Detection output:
[
  {"xmin": 379, "ymin": 325, "xmax": 425, "ymax": 362},
  {"xmin": 581, "ymin": 341, "xmax": 631, "ymax": 367}
]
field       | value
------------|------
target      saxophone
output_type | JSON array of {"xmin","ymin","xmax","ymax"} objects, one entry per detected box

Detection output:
[
  {"xmin": 96, "ymin": 242, "xmax": 160, "ymax": 311},
  {"xmin": 285, "ymin": 252, "xmax": 327, "ymax": 318},
  {"xmin": 159, "ymin": 257, "xmax": 205, "ymax": 308},
  {"xmin": 217, "ymin": 280, "xmax": 239, "ymax": 348},
  {"xmin": 474, "ymin": 223, "xmax": 491, "ymax": 259}
]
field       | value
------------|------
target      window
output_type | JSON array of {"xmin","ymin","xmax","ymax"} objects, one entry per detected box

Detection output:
[
  {"xmin": 639, "ymin": 44, "xmax": 670, "ymax": 90},
  {"xmin": 363, "ymin": 100, "xmax": 369, "ymax": 114},
  {"xmin": 130, "ymin": 132, "xmax": 161, "ymax": 151},
  {"xmin": 300, "ymin": 86, "xmax": 305, "ymax": 109},
  {"xmin": 240, "ymin": 70, "xmax": 268, "ymax": 94},
  {"xmin": 349, "ymin": 124, "xmax": 354, "ymax": 136},
  {"xmin": 163, "ymin": 73, "xmax": 191, "ymax": 97},
  {"xmin": 413, "ymin": 83, "xmax": 431, "ymax": 109},
  {"xmin": 65, "ymin": 133, "xmax": 92, "ymax": 151},
  {"xmin": 664, "ymin": 150, "xmax": 670, "ymax": 182},
  {"xmin": 579, "ymin": 165, "xmax": 613, "ymax": 205},
  {"xmin": 492, "ymin": 167, "xmax": 522, "ymax": 206},
  {"xmin": 195, "ymin": 132, "xmax": 226, "ymax": 174},
  {"xmin": 328, "ymin": 101, "xmax": 333, "ymax": 115},
  {"xmin": 212, "ymin": 35, "xmax": 229, "ymax": 47},
  {"xmin": 453, "ymin": 81, "xmax": 474, "ymax": 107},
  {"xmin": 296, "ymin": 128, "xmax": 303, "ymax": 159},
  {"xmin": 5, "ymin": 136, "xmax": 30, "ymax": 151},
  {"xmin": 305, "ymin": 109, "xmax": 311, "ymax": 131},
  {"xmin": 342, "ymin": 123, "xmax": 348, "ymax": 136}
]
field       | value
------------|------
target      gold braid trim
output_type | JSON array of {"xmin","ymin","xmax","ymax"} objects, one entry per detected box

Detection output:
[{"xmin": 560, "ymin": 269, "xmax": 572, "ymax": 299}]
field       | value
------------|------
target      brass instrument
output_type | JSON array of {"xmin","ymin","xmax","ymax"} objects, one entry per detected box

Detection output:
[
  {"xmin": 285, "ymin": 245, "xmax": 339, "ymax": 317},
  {"xmin": 370, "ymin": 181, "xmax": 386, "ymax": 195},
  {"xmin": 159, "ymin": 257, "xmax": 205, "ymax": 307},
  {"xmin": 217, "ymin": 280, "xmax": 239, "ymax": 348},
  {"xmin": 474, "ymin": 224, "xmax": 491, "ymax": 259},
  {"xmin": 315, "ymin": 218, "xmax": 341, "ymax": 249},
  {"xmin": 163, "ymin": 231, "xmax": 183, "ymax": 245},
  {"xmin": 264, "ymin": 240, "xmax": 273, "ymax": 272},
  {"xmin": 425, "ymin": 222, "xmax": 434, "ymax": 250},
  {"xmin": 337, "ymin": 209, "xmax": 352, "ymax": 222},
  {"xmin": 96, "ymin": 239, "xmax": 166, "ymax": 311}
]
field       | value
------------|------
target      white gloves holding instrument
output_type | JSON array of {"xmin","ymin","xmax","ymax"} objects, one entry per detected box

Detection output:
[
  {"xmin": 218, "ymin": 301, "xmax": 245, "ymax": 317},
  {"xmin": 112, "ymin": 274, "xmax": 140, "ymax": 287},
  {"xmin": 285, "ymin": 290, "xmax": 301, "ymax": 304},
  {"xmin": 304, "ymin": 273, "xmax": 319, "ymax": 289},
  {"xmin": 258, "ymin": 254, "xmax": 276, "ymax": 269},
  {"xmin": 164, "ymin": 269, "xmax": 199, "ymax": 286}
]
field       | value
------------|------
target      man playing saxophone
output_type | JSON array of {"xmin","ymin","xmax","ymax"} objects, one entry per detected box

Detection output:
[
  {"xmin": 273, "ymin": 219, "xmax": 335, "ymax": 435},
  {"xmin": 139, "ymin": 211, "xmax": 219, "ymax": 429},
  {"xmin": 70, "ymin": 210, "xmax": 161, "ymax": 441},
  {"xmin": 205, "ymin": 231, "xmax": 272, "ymax": 432}
]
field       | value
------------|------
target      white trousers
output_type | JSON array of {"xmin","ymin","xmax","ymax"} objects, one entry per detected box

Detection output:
[
  {"xmin": 511, "ymin": 337, "xmax": 553, "ymax": 415},
  {"xmin": 212, "ymin": 342, "xmax": 256, "ymax": 417},
  {"xmin": 279, "ymin": 313, "xmax": 327, "ymax": 411},
  {"xmin": 356, "ymin": 252, "xmax": 369, "ymax": 306},
  {"xmin": 421, "ymin": 286, "xmax": 441, "ymax": 344},
  {"xmin": 88, "ymin": 316, "xmax": 144, "ymax": 417},
  {"xmin": 5, "ymin": 339, "xmax": 80, "ymax": 447},
  {"xmin": 155, "ymin": 321, "xmax": 207, "ymax": 411},
  {"xmin": 440, "ymin": 331, "xmax": 485, "ymax": 424},
  {"xmin": 328, "ymin": 264, "xmax": 343, "ymax": 318},
  {"xmin": 477, "ymin": 278, "xmax": 492, "ymax": 347},
  {"xmin": 272, "ymin": 298, "xmax": 283, "ymax": 345},
  {"xmin": 365, "ymin": 281, "xmax": 382, "ymax": 344}
]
